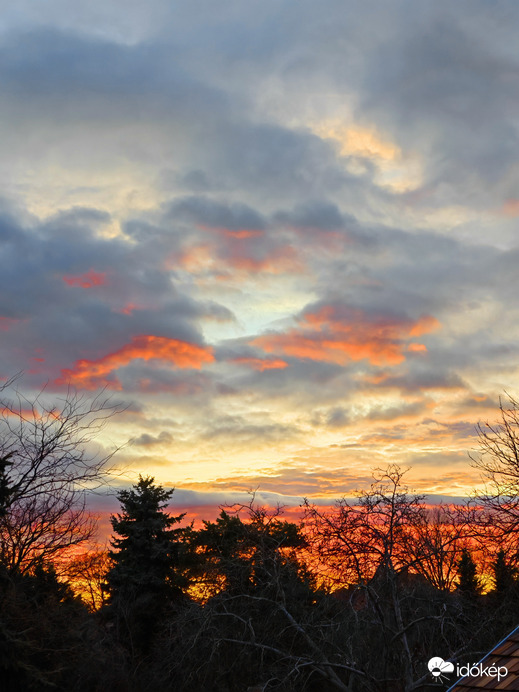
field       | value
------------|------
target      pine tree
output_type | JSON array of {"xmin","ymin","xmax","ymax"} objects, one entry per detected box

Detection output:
[
  {"xmin": 106, "ymin": 476, "xmax": 186, "ymax": 652},
  {"xmin": 456, "ymin": 549, "xmax": 480, "ymax": 597},
  {"xmin": 107, "ymin": 475, "xmax": 185, "ymax": 604},
  {"xmin": 493, "ymin": 549, "xmax": 516, "ymax": 594}
]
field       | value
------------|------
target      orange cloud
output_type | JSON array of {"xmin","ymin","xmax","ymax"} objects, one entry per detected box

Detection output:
[
  {"xmin": 56, "ymin": 335, "xmax": 214, "ymax": 389},
  {"xmin": 0, "ymin": 407, "xmax": 40, "ymax": 419},
  {"xmin": 223, "ymin": 229, "xmax": 264, "ymax": 239},
  {"xmin": 253, "ymin": 307, "xmax": 440, "ymax": 367},
  {"xmin": 198, "ymin": 225, "xmax": 264, "ymax": 239},
  {"xmin": 232, "ymin": 357, "xmax": 289, "ymax": 371},
  {"xmin": 115, "ymin": 303, "xmax": 140, "ymax": 315},
  {"xmin": 502, "ymin": 199, "xmax": 519, "ymax": 217},
  {"xmin": 361, "ymin": 372, "xmax": 391, "ymax": 385},
  {"xmin": 409, "ymin": 315, "xmax": 440, "ymax": 336},
  {"xmin": 177, "ymin": 244, "xmax": 214, "ymax": 272},
  {"xmin": 407, "ymin": 343, "xmax": 427, "ymax": 353},
  {"xmin": 226, "ymin": 246, "xmax": 302, "ymax": 274},
  {"xmin": 179, "ymin": 241, "xmax": 302, "ymax": 276},
  {"xmin": 63, "ymin": 269, "xmax": 107, "ymax": 288}
]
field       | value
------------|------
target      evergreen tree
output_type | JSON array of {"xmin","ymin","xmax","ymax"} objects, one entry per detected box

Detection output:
[
  {"xmin": 106, "ymin": 476, "xmax": 186, "ymax": 652},
  {"xmin": 187, "ymin": 507, "xmax": 310, "ymax": 600},
  {"xmin": 456, "ymin": 549, "xmax": 480, "ymax": 596},
  {"xmin": 492, "ymin": 549, "xmax": 516, "ymax": 594},
  {"xmin": 107, "ymin": 475, "xmax": 185, "ymax": 603}
]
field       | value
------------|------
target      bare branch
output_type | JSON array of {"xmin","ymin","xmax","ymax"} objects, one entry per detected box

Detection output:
[{"xmin": 0, "ymin": 381, "xmax": 123, "ymax": 572}]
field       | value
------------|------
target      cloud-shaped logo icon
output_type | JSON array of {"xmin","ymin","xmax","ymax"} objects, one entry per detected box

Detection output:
[{"xmin": 428, "ymin": 657, "xmax": 455, "ymax": 680}]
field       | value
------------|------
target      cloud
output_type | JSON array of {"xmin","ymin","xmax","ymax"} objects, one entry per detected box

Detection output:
[
  {"xmin": 231, "ymin": 357, "xmax": 288, "ymax": 372},
  {"xmin": 352, "ymin": 4, "xmax": 519, "ymax": 209},
  {"xmin": 131, "ymin": 431, "xmax": 173, "ymax": 447},
  {"xmin": 200, "ymin": 413, "xmax": 299, "ymax": 446},
  {"xmin": 63, "ymin": 269, "xmax": 107, "ymax": 288},
  {"xmin": 253, "ymin": 304, "xmax": 440, "ymax": 367},
  {"xmin": 0, "ymin": 317, "xmax": 20, "ymax": 331},
  {"xmin": 1, "ymin": 1, "xmax": 519, "ymax": 503},
  {"xmin": 0, "ymin": 201, "xmax": 235, "ymax": 392},
  {"xmin": 275, "ymin": 200, "xmax": 351, "ymax": 234},
  {"xmin": 172, "ymin": 196, "xmax": 267, "ymax": 233},
  {"xmin": 167, "ymin": 195, "xmax": 304, "ymax": 277},
  {"xmin": 122, "ymin": 367, "xmax": 214, "ymax": 396},
  {"xmin": 56, "ymin": 335, "xmax": 214, "ymax": 389}
]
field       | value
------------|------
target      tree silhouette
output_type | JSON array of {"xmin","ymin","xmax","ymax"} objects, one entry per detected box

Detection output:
[
  {"xmin": 187, "ymin": 504, "xmax": 308, "ymax": 600},
  {"xmin": 472, "ymin": 394, "xmax": 519, "ymax": 538},
  {"xmin": 303, "ymin": 465, "xmax": 426, "ymax": 587},
  {"xmin": 0, "ymin": 386, "xmax": 120, "ymax": 573},
  {"xmin": 492, "ymin": 549, "xmax": 517, "ymax": 594},
  {"xmin": 456, "ymin": 549, "xmax": 480, "ymax": 596},
  {"xmin": 166, "ymin": 502, "xmax": 356, "ymax": 692},
  {"xmin": 106, "ymin": 475, "xmax": 186, "ymax": 653},
  {"xmin": 0, "ymin": 453, "xmax": 13, "ymax": 519}
]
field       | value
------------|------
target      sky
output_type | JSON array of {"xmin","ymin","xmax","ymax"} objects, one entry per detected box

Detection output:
[{"xmin": 2, "ymin": 1, "xmax": 519, "ymax": 513}]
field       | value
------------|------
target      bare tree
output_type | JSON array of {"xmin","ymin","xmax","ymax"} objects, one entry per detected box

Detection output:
[
  {"xmin": 303, "ymin": 466, "xmax": 472, "ymax": 691},
  {"xmin": 62, "ymin": 548, "xmax": 113, "ymax": 611},
  {"xmin": 408, "ymin": 503, "xmax": 476, "ymax": 591},
  {"xmin": 471, "ymin": 393, "xmax": 519, "ymax": 542},
  {"xmin": 303, "ymin": 465, "xmax": 426, "ymax": 587},
  {"xmin": 0, "ymin": 383, "xmax": 120, "ymax": 573}
]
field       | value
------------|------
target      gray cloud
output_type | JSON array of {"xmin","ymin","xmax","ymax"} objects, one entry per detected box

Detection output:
[
  {"xmin": 1, "ymin": 0, "xmax": 519, "ymax": 503},
  {"xmin": 0, "ymin": 205, "xmax": 225, "ymax": 390},
  {"xmin": 131, "ymin": 431, "xmax": 173, "ymax": 447}
]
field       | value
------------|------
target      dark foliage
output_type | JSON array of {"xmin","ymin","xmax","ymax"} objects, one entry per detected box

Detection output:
[
  {"xmin": 0, "ymin": 560, "xmax": 130, "ymax": 692},
  {"xmin": 492, "ymin": 549, "xmax": 517, "ymax": 594},
  {"xmin": 106, "ymin": 475, "xmax": 186, "ymax": 655},
  {"xmin": 3, "ymin": 390, "xmax": 519, "ymax": 690},
  {"xmin": 456, "ymin": 549, "xmax": 480, "ymax": 597}
]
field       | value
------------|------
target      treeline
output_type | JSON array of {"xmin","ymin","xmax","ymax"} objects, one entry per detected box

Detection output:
[{"xmin": 2, "ymin": 387, "xmax": 519, "ymax": 691}]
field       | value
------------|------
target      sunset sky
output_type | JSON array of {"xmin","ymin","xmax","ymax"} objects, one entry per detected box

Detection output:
[{"xmin": 2, "ymin": 1, "xmax": 519, "ymax": 515}]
